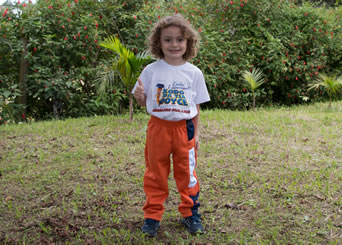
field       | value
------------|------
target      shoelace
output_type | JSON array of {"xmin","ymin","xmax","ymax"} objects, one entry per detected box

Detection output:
[{"xmin": 186, "ymin": 214, "xmax": 201, "ymax": 224}]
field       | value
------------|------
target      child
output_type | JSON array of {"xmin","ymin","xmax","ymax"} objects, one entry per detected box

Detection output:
[{"xmin": 132, "ymin": 14, "xmax": 210, "ymax": 237}]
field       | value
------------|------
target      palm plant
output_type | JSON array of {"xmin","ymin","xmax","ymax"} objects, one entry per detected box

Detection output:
[
  {"xmin": 242, "ymin": 68, "xmax": 265, "ymax": 111},
  {"xmin": 99, "ymin": 36, "xmax": 152, "ymax": 120},
  {"xmin": 308, "ymin": 74, "xmax": 342, "ymax": 109}
]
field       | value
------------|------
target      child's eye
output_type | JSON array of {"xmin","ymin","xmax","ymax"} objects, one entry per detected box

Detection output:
[
  {"xmin": 178, "ymin": 38, "xmax": 184, "ymax": 42},
  {"xmin": 164, "ymin": 39, "xmax": 170, "ymax": 42}
]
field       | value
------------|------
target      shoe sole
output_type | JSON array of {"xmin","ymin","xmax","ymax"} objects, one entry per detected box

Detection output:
[{"xmin": 141, "ymin": 227, "xmax": 160, "ymax": 237}]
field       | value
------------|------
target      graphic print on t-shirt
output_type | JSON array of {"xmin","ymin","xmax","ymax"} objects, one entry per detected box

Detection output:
[{"xmin": 152, "ymin": 80, "xmax": 191, "ymax": 114}]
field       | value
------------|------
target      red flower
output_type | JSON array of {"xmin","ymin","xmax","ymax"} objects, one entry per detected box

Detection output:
[
  {"xmin": 122, "ymin": 1, "xmax": 126, "ymax": 6},
  {"xmin": 68, "ymin": 3, "xmax": 70, "ymax": 7},
  {"xmin": 64, "ymin": 36, "xmax": 67, "ymax": 40},
  {"xmin": 23, "ymin": 3, "xmax": 27, "ymax": 7},
  {"xmin": 296, "ymin": 77, "xmax": 298, "ymax": 80},
  {"xmin": 22, "ymin": 113, "xmax": 26, "ymax": 119},
  {"xmin": 230, "ymin": 1, "xmax": 233, "ymax": 4},
  {"xmin": 48, "ymin": 5, "xmax": 53, "ymax": 9},
  {"xmin": 77, "ymin": 33, "xmax": 80, "ymax": 37},
  {"xmin": 73, "ymin": 35, "xmax": 76, "ymax": 39},
  {"xmin": 2, "ymin": 9, "xmax": 8, "ymax": 17},
  {"xmin": 133, "ymin": 16, "xmax": 137, "ymax": 20},
  {"xmin": 304, "ymin": 13, "xmax": 308, "ymax": 16},
  {"xmin": 62, "ymin": 25, "xmax": 65, "ymax": 29},
  {"xmin": 82, "ymin": 56, "xmax": 86, "ymax": 60},
  {"xmin": 33, "ymin": 47, "xmax": 37, "ymax": 52},
  {"xmin": 243, "ymin": 88, "xmax": 247, "ymax": 92},
  {"xmin": 198, "ymin": 28, "xmax": 202, "ymax": 32},
  {"xmin": 84, "ymin": 26, "xmax": 87, "ymax": 30}
]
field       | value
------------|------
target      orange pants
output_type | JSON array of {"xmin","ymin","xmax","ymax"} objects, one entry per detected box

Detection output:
[{"xmin": 143, "ymin": 116, "xmax": 200, "ymax": 221}]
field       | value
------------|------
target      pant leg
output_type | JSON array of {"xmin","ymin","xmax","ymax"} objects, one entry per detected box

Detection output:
[
  {"xmin": 172, "ymin": 120, "xmax": 200, "ymax": 218},
  {"xmin": 142, "ymin": 118, "xmax": 172, "ymax": 221}
]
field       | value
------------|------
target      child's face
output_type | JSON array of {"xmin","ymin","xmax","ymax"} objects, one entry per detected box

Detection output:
[{"xmin": 160, "ymin": 26, "xmax": 187, "ymax": 65}]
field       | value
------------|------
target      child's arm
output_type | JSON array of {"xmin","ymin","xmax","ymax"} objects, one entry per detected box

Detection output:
[
  {"xmin": 193, "ymin": 104, "xmax": 201, "ymax": 150},
  {"xmin": 134, "ymin": 78, "xmax": 146, "ymax": 106}
]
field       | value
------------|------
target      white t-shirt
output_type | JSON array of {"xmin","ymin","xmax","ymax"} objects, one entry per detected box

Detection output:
[{"xmin": 132, "ymin": 59, "xmax": 210, "ymax": 121}]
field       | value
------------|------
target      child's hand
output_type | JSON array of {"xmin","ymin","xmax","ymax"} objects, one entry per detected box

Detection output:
[
  {"xmin": 134, "ymin": 78, "xmax": 146, "ymax": 106},
  {"xmin": 195, "ymin": 134, "xmax": 200, "ymax": 150}
]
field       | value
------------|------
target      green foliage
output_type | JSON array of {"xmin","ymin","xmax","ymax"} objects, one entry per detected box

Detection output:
[
  {"xmin": 242, "ymin": 68, "xmax": 265, "ymax": 92},
  {"xmin": 1, "ymin": 0, "xmax": 342, "ymax": 122},
  {"xmin": 99, "ymin": 36, "xmax": 152, "ymax": 120},
  {"xmin": 100, "ymin": 36, "xmax": 151, "ymax": 91},
  {"xmin": 0, "ymin": 0, "xmax": 136, "ymax": 122},
  {"xmin": 242, "ymin": 68, "xmax": 265, "ymax": 111},
  {"xmin": 0, "ymin": 84, "xmax": 25, "ymax": 124},
  {"xmin": 308, "ymin": 73, "xmax": 342, "ymax": 107}
]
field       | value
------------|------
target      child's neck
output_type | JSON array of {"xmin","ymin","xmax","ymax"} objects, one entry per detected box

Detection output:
[{"xmin": 163, "ymin": 57, "xmax": 186, "ymax": 66}]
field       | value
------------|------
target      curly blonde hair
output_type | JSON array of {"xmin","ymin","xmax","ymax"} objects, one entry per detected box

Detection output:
[{"xmin": 148, "ymin": 14, "xmax": 200, "ymax": 61}]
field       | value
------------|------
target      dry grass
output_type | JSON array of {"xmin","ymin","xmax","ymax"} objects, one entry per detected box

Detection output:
[{"xmin": 0, "ymin": 101, "xmax": 341, "ymax": 244}]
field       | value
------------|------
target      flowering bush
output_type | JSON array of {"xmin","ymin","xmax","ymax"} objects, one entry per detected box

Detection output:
[
  {"xmin": 129, "ymin": 0, "xmax": 342, "ymax": 109},
  {"xmin": 0, "ymin": 0, "xmax": 139, "ymax": 121},
  {"xmin": 1, "ymin": 0, "xmax": 342, "ymax": 122}
]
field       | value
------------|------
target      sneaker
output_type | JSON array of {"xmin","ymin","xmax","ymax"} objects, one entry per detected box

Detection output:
[
  {"xmin": 141, "ymin": 218, "xmax": 160, "ymax": 237},
  {"xmin": 182, "ymin": 214, "xmax": 204, "ymax": 234}
]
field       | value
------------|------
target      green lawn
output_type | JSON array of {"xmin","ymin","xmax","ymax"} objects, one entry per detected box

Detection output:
[{"xmin": 1, "ymin": 101, "xmax": 342, "ymax": 244}]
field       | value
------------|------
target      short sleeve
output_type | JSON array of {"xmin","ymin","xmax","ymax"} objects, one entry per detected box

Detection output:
[{"xmin": 193, "ymin": 70, "xmax": 210, "ymax": 105}]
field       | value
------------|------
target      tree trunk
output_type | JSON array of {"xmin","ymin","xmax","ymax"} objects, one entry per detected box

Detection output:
[
  {"xmin": 253, "ymin": 93, "xmax": 256, "ymax": 111},
  {"xmin": 17, "ymin": 37, "xmax": 28, "ymax": 117},
  {"xmin": 129, "ymin": 93, "xmax": 134, "ymax": 121},
  {"xmin": 329, "ymin": 95, "xmax": 332, "ymax": 108}
]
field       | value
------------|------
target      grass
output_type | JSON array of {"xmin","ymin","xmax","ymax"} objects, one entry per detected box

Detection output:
[{"xmin": 0, "ymin": 101, "xmax": 342, "ymax": 244}]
